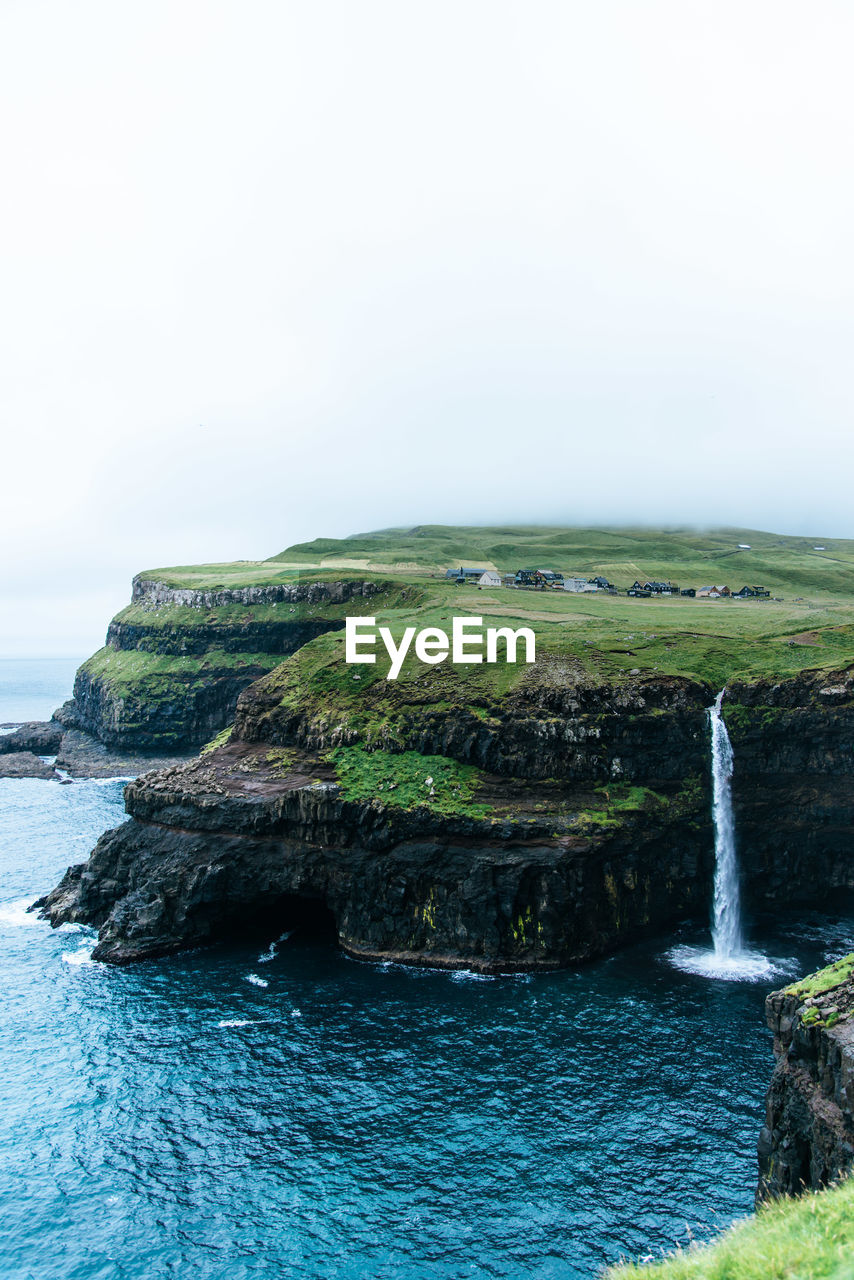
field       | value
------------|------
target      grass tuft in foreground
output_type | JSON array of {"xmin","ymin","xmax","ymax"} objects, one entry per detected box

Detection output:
[
  {"xmin": 783, "ymin": 953, "xmax": 854, "ymax": 1002},
  {"xmin": 604, "ymin": 1177, "xmax": 854, "ymax": 1280}
]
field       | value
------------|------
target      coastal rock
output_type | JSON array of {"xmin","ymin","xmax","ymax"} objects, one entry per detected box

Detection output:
[
  {"xmin": 0, "ymin": 751, "xmax": 57, "ymax": 780},
  {"xmin": 58, "ymin": 577, "xmax": 407, "ymax": 751},
  {"xmin": 0, "ymin": 721, "xmax": 64, "ymax": 755},
  {"xmin": 0, "ymin": 722, "xmax": 190, "ymax": 780},
  {"xmin": 757, "ymin": 958, "xmax": 854, "ymax": 1200},
  {"xmin": 35, "ymin": 666, "xmax": 854, "ymax": 971},
  {"xmin": 35, "ymin": 741, "xmax": 711, "ymax": 967}
]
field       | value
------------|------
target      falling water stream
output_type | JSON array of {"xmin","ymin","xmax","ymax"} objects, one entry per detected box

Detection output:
[
  {"xmin": 709, "ymin": 689, "xmax": 743, "ymax": 959},
  {"xmin": 668, "ymin": 690, "xmax": 786, "ymax": 982}
]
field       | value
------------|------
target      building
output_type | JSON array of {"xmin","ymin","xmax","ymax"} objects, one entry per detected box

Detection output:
[
  {"xmin": 630, "ymin": 579, "xmax": 676, "ymax": 596},
  {"xmin": 515, "ymin": 569, "xmax": 563, "ymax": 587},
  {"xmin": 445, "ymin": 567, "xmax": 487, "ymax": 582},
  {"xmin": 733, "ymin": 585, "xmax": 770, "ymax": 598},
  {"xmin": 697, "ymin": 585, "xmax": 731, "ymax": 598},
  {"xmin": 477, "ymin": 571, "xmax": 502, "ymax": 587},
  {"xmin": 563, "ymin": 576, "xmax": 595, "ymax": 592}
]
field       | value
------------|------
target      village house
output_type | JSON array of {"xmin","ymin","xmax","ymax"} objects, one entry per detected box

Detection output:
[
  {"xmin": 733, "ymin": 585, "xmax": 770, "ymax": 598},
  {"xmin": 697, "ymin": 585, "xmax": 731, "ymax": 598},
  {"xmin": 477, "ymin": 570, "xmax": 502, "ymax": 587},
  {"xmin": 563, "ymin": 575, "xmax": 596, "ymax": 592},
  {"xmin": 629, "ymin": 579, "xmax": 677, "ymax": 596},
  {"xmin": 514, "ymin": 569, "xmax": 563, "ymax": 587},
  {"xmin": 445, "ymin": 567, "xmax": 487, "ymax": 583}
]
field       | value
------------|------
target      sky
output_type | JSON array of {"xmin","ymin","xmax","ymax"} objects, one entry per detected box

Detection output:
[{"xmin": 2, "ymin": 1, "xmax": 853, "ymax": 654}]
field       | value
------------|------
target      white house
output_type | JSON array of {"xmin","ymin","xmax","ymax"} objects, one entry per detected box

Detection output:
[
  {"xmin": 477, "ymin": 571, "xmax": 502, "ymax": 587},
  {"xmin": 563, "ymin": 576, "xmax": 596, "ymax": 592}
]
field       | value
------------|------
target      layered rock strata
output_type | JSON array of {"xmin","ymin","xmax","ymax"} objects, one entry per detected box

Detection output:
[
  {"xmin": 57, "ymin": 578, "xmax": 399, "ymax": 751},
  {"xmin": 36, "ymin": 667, "xmax": 854, "ymax": 970},
  {"xmin": 758, "ymin": 958, "xmax": 854, "ymax": 1200}
]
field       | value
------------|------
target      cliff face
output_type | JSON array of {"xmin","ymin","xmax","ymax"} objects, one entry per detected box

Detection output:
[
  {"xmin": 724, "ymin": 671, "xmax": 854, "ymax": 909},
  {"xmin": 758, "ymin": 957, "xmax": 854, "ymax": 1201},
  {"xmin": 236, "ymin": 664, "xmax": 712, "ymax": 782},
  {"xmin": 36, "ymin": 664, "xmax": 854, "ymax": 970},
  {"xmin": 57, "ymin": 577, "xmax": 402, "ymax": 751},
  {"xmin": 36, "ymin": 737, "xmax": 710, "ymax": 967}
]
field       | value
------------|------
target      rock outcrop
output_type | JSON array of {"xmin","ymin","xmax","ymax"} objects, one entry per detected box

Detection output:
[
  {"xmin": 35, "ymin": 664, "xmax": 854, "ymax": 970},
  {"xmin": 57, "ymin": 577, "xmax": 407, "ymax": 751},
  {"xmin": 35, "ymin": 738, "xmax": 709, "ymax": 966},
  {"xmin": 758, "ymin": 957, "xmax": 854, "ymax": 1200}
]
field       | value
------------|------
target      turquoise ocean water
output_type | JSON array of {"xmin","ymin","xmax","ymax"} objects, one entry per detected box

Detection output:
[{"xmin": 1, "ymin": 661, "xmax": 851, "ymax": 1279}]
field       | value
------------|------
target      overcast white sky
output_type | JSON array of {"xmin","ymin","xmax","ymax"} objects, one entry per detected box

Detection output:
[{"xmin": 2, "ymin": 1, "xmax": 853, "ymax": 654}]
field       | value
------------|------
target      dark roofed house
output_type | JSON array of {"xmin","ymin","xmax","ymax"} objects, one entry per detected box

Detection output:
[
  {"xmin": 734, "ymin": 585, "xmax": 770, "ymax": 598},
  {"xmin": 445, "ymin": 566, "xmax": 487, "ymax": 582},
  {"xmin": 515, "ymin": 569, "xmax": 563, "ymax": 587}
]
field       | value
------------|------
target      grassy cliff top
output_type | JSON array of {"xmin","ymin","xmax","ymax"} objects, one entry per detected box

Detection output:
[
  {"xmin": 604, "ymin": 1176, "xmax": 854, "ymax": 1279},
  {"xmin": 130, "ymin": 525, "xmax": 854, "ymax": 689},
  {"xmin": 144, "ymin": 523, "xmax": 854, "ymax": 597},
  {"xmin": 267, "ymin": 523, "xmax": 854, "ymax": 595},
  {"xmin": 784, "ymin": 954, "xmax": 854, "ymax": 1001}
]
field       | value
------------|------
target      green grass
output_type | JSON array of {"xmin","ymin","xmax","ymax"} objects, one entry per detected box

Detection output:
[
  {"xmin": 327, "ymin": 745, "xmax": 491, "ymax": 818},
  {"xmin": 266, "ymin": 523, "xmax": 854, "ymax": 596},
  {"xmin": 784, "ymin": 954, "xmax": 854, "ymax": 1002},
  {"xmin": 81, "ymin": 647, "xmax": 283, "ymax": 688},
  {"xmin": 78, "ymin": 527, "xmax": 854, "ymax": 743},
  {"xmin": 604, "ymin": 1177, "xmax": 854, "ymax": 1279},
  {"xmin": 201, "ymin": 725, "xmax": 233, "ymax": 754},
  {"xmin": 130, "ymin": 525, "xmax": 854, "ymax": 690}
]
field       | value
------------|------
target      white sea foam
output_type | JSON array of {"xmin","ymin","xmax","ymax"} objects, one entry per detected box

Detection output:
[
  {"xmin": 449, "ymin": 969, "xmax": 497, "ymax": 983},
  {"xmin": 218, "ymin": 1019, "xmax": 253, "ymax": 1028},
  {"xmin": 0, "ymin": 898, "xmax": 41, "ymax": 927},
  {"xmin": 257, "ymin": 930, "xmax": 292, "ymax": 963},
  {"xmin": 245, "ymin": 973, "xmax": 268, "ymax": 988},
  {"xmin": 666, "ymin": 944, "xmax": 798, "ymax": 983},
  {"xmin": 62, "ymin": 944, "xmax": 100, "ymax": 968}
]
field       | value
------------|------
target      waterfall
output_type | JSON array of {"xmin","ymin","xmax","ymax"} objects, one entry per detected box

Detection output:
[
  {"xmin": 709, "ymin": 690, "xmax": 743, "ymax": 960},
  {"xmin": 665, "ymin": 689, "xmax": 785, "ymax": 981}
]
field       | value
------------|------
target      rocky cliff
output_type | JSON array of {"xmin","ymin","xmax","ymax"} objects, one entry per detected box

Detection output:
[
  {"xmin": 758, "ymin": 955, "xmax": 854, "ymax": 1200},
  {"xmin": 57, "ymin": 576, "xmax": 409, "ymax": 751},
  {"xmin": 35, "ymin": 660, "xmax": 854, "ymax": 970}
]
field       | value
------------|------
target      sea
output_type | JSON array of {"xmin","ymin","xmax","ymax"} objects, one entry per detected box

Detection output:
[{"xmin": 1, "ymin": 657, "xmax": 852, "ymax": 1280}]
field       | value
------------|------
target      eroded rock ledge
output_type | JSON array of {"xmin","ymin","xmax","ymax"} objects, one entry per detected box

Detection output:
[
  {"xmin": 34, "ymin": 666, "xmax": 854, "ymax": 970},
  {"xmin": 758, "ymin": 957, "xmax": 854, "ymax": 1200},
  {"xmin": 34, "ymin": 739, "xmax": 708, "ymax": 966}
]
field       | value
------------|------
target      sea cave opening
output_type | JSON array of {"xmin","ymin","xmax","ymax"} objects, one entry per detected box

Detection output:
[{"xmin": 222, "ymin": 890, "xmax": 340, "ymax": 951}]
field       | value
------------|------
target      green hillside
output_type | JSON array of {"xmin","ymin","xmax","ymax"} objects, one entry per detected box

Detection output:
[
  {"xmin": 267, "ymin": 524, "xmax": 854, "ymax": 597},
  {"xmin": 132, "ymin": 524, "xmax": 854, "ymax": 692}
]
